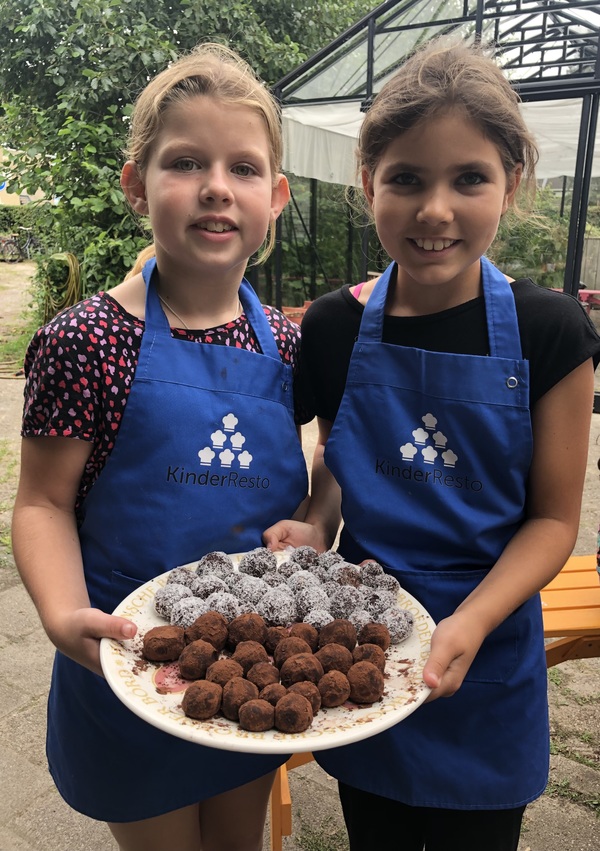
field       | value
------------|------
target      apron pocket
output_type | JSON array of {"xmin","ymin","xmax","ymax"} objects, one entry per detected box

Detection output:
[{"xmin": 108, "ymin": 570, "xmax": 149, "ymax": 613}]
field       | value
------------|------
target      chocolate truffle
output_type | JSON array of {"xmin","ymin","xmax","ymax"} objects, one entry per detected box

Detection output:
[
  {"xmin": 288, "ymin": 681, "xmax": 322, "ymax": 714},
  {"xmin": 142, "ymin": 625, "xmax": 185, "ymax": 662},
  {"xmin": 257, "ymin": 587, "xmax": 297, "ymax": 626},
  {"xmin": 196, "ymin": 550, "xmax": 235, "ymax": 578},
  {"xmin": 330, "ymin": 585, "xmax": 362, "ymax": 619},
  {"xmin": 238, "ymin": 698, "xmax": 275, "ymax": 732},
  {"xmin": 167, "ymin": 567, "xmax": 198, "ymax": 589},
  {"xmin": 379, "ymin": 607, "xmax": 414, "ymax": 644},
  {"xmin": 205, "ymin": 658, "xmax": 244, "ymax": 687},
  {"xmin": 259, "ymin": 683, "xmax": 288, "ymax": 706},
  {"xmin": 295, "ymin": 584, "xmax": 330, "ymax": 619},
  {"xmin": 170, "ymin": 597, "xmax": 209, "ymax": 628},
  {"xmin": 274, "ymin": 692, "xmax": 313, "ymax": 734},
  {"xmin": 178, "ymin": 639, "xmax": 218, "ymax": 680},
  {"xmin": 357, "ymin": 622, "xmax": 391, "ymax": 651},
  {"xmin": 273, "ymin": 636, "xmax": 313, "ymax": 668},
  {"xmin": 315, "ymin": 642, "xmax": 353, "ymax": 674},
  {"xmin": 222, "ymin": 677, "xmax": 259, "ymax": 720},
  {"xmin": 318, "ymin": 670, "xmax": 351, "ymax": 708},
  {"xmin": 238, "ymin": 547, "xmax": 277, "ymax": 577},
  {"xmin": 231, "ymin": 640, "xmax": 269, "ymax": 675},
  {"xmin": 289, "ymin": 622, "xmax": 319, "ymax": 651},
  {"xmin": 290, "ymin": 545, "xmax": 319, "ymax": 568},
  {"xmin": 185, "ymin": 610, "xmax": 229, "ymax": 650},
  {"xmin": 304, "ymin": 609, "xmax": 334, "ymax": 630},
  {"xmin": 205, "ymin": 591, "xmax": 241, "ymax": 622},
  {"xmin": 227, "ymin": 612, "xmax": 268, "ymax": 648},
  {"xmin": 264, "ymin": 625, "xmax": 288, "ymax": 656},
  {"xmin": 181, "ymin": 680, "xmax": 222, "ymax": 720},
  {"xmin": 154, "ymin": 584, "xmax": 192, "ymax": 620},
  {"xmin": 329, "ymin": 563, "xmax": 362, "ymax": 587},
  {"xmin": 352, "ymin": 642, "xmax": 386, "ymax": 673},
  {"xmin": 193, "ymin": 574, "xmax": 229, "ymax": 598},
  {"xmin": 247, "ymin": 661, "xmax": 280, "ymax": 690},
  {"xmin": 279, "ymin": 653, "xmax": 324, "ymax": 687},
  {"xmin": 347, "ymin": 661, "xmax": 385, "ymax": 704},
  {"xmin": 318, "ymin": 550, "xmax": 344, "ymax": 570},
  {"xmin": 318, "ymin": 619, "xmax": 357, "ymax": 652}
]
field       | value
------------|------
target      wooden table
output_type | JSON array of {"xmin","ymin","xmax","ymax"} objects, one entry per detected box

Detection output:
[
  {"xmin": 541, "ymin": 553, "xmax": 600, "ymax": 667},
  {"xmin": 269, "ymin": 554, "xmax": 600, "ymax": 850}
]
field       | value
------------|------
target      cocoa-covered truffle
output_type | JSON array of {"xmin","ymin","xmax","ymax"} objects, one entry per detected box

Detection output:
[
  {"xmin": 264, "ymin": 625, "xmax": 288, "ymax": 656},
  {"xmin": 352, "ymin": 642, "xmax": 386, "ymax": 673},
  {"xmin": 221, "ymin": 677, "xmax": 259, "ymax": 721},
  {"xmin": 238, "ymin": 698, "xmax": 275, "ymax": 732},
  {"xmin": 227, "ymin": 612, "xmax": 268, "ymax": 648},
  {"xmin": 347, "ymin": 661, "xmax": 385, "ymax": 704},
  {"xmin": 357, "ymin": 622, "xmax": 391, "ymax": 651},
  {"xmin": 205, "ymin": 658, "xmax": 244, "ymax": 687},
  {"xmin": 273, "ymin": 636, "xmax": 313, "ymax": 668},
  {"xmin": 289, "ymin": 622, "xmax": 319, "ymax": 652},
  {"xmin": 318, "ymin": 619, "xmax": 357, "ymax": 652},
  {"xmin": 288, "ymin": 681, "xmax": 321, "ymax": 714},
  {"xmin": 185, "ymin": 610, "xmax": 229, "ymax": 651},
  {"xmin": 142, "ymin": 625, "xmax": 185, "ymax": 662},
  {"xmin": 318, "ymin": 670, "xmax": 351, "ymax": 708},
  {"xmin": 315, "ymin": 642, "xmax": 353, "ymax": 674},
  {"xmin": 259, "ymin": 683, "xmax": 288, "ymax": 706},
  {"xmin": 274, "ymin": 692, "xmax": 313, "ymax": 734},
  {"xmin": 231, "ymin": 640, "xmax": 269, "ymax": 675},
  {"xmin": 279, "ymin": 653, "xmax": 324, "ymax": 687},
  {"xmin": 178, "ymin": 639, "xmax": 218, "ymax": 680},
  {"xmin": 246, "ymin": 661, "xmax": 280, "ymax": 690},
  {"xmin": 181, "ymin": 680, "xmax": 222, "ymax": 720}
]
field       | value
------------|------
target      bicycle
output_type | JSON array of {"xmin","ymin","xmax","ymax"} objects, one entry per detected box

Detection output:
[{"xmin": 2, "ymin": 227, "xmax": 43, "ymax": 262}]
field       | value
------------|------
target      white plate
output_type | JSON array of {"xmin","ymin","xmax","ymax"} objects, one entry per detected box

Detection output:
[{"xmin": 100, "ymin": 552, "xmax": 435, "ymax": 754}]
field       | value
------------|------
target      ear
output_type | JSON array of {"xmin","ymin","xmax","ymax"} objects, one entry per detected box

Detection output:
[
  {"xmin": 361, "ymin": 167, "xmax": 375, "ymax": 209},
  {"xmin": 121, "ymin": 160, "xmax": 149, "ymax": 215},
  {"xmin": 502, "ymin": 163, "xmax": 523, "ymax": 214},
  {"xmin": 270, "ymin": 174, "xmax": 290, "ymax": 220}
]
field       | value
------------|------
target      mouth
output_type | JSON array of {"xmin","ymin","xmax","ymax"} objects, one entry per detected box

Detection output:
[
  {"xmin": 195, "ymin": 220, "xmax": 237, "ymax": 233},
  {"xmin": 411, "ymin": 238, "xmax": 458, "ymax": 252}
]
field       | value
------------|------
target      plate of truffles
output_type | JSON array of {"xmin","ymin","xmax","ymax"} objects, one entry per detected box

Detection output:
[{"xmin": 100, "ymin": 546, "xmax": 436, "ymax": 754}]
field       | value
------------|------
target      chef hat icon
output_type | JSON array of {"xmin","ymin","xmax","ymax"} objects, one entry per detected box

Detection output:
[
  {"xmin": 422, "ymin": 413, "xmax": 438, "ymax": 430},
  {"xmin": 442, "ymin": 449, "xmax": 458, "ymax": 468},
  {"xmin": 198, "ymin": 447, "xmax": 215, "ymax": 466},
  {"xmin": 412, "ymin": 427, "xmax": 429, "ymax": 445},
  {"xmin": 239, "ymin": 450, "xmax": 253, "ymax": 469},
  {"xmin": 211, "ymin": 429, "xmax": 227, "ymax": 449},
  {"xmin": 222, "ymin": 413, "xmax": 238, "ymax": 432},
  {"xmin": 219, "ymin": 448, "xmax": 235, "ymax": 468},
  {"xmin": 230, "ymin": 431, "xmax": 246, "ymax": 451}
]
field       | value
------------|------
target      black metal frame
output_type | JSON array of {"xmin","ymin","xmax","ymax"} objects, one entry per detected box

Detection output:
[{"xmin": 273, "ymin": 0, "xmax": 600, "ymax": 304}]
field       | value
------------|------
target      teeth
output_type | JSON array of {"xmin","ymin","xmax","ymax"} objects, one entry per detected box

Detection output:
[
  {"xmin": 414, "ymin": 238, "xmax": 455, "ymax": 251},
  {"xmin": 199, "ymin": 221, "xmax": 234, "ymax": 233}
]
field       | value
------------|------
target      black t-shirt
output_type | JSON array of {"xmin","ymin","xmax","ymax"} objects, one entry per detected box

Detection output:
[{"xmin": 298, "ymin": 277, "xmax": 600, "ymax": 422}]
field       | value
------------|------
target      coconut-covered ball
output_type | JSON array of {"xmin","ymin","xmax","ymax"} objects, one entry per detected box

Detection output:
[
  {"xmin": 256, "ymin": 587, "xmax": 297, "ymax": 626},
  {"xmin": 347, "ymin": 608, "xmax": 372, "ymax": 634},
  {"xmin": 371, "ymin": 572, "xmax": 402, "ymax": 595},
  {"xmin": 262, "ymin": 571, "xmax": 287, "ymax": 588},
  {"xmin": 205, "ymin": 591, "xmax": 241, "ymax": 622},
  {"xmin": 358, "ymin": 560, "xmax": 385, "ymax": 587},
  {"xmin": 277, "ymin": 559, "xmax": 303, "ymax": 580},
  {"xmin": 286, "ymin": 569, "xmax": 320, "ymax": 592},
  {"xmin": 228, "ymin": 574, "xmax": 268, "ymax": 608},
  {"xmin": 169, "ymin": 596, "xmax": 209, "ymax": 628},
  {"xmin": 154, "ymin": 583, "xmax": 193, "ymax": 620},
  {"xmin": 329, "ymin": 562, "xmax": 362, "ymax": 588},
  {"xmin": 166, "ymin": 567, "xmax": 198, "ymax": 589},
  {"xmin": 294, "ymin": 584, "xmax": 330, "ymax": 619},
  {"xmin": 238, "ymin": 547, "xmax": 277, "ymax": 577},
  {"xmin": 318, "ymin": 550, "xmax": 344, "ymax": 570},
  {"xmin": 290, "ymin": 545, "xmax": 319, "ymax": 568},
  {"xmin": 304, "ymin": 608, "xmax": 334, "ymax": 630},
  {"xmin": 360, "ymin": 588, "xmax": 397, "ymax": 618},
  {"xmin": 330, "ymin": 585, "xmax": 363, "ymax": 619},
  {"xmin": 193, "ymin": 575, "xmax": 229, "ymax": 599},
  {"xmin": 379, "ymin": 607, "xmax": 414, "ymax": 644},
  {"xmin": 195, "ymin": 551, "xmax": 235, "ymax": 578}
]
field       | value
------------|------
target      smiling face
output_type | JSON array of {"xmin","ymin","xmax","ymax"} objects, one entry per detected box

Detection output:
[
  {"xmin": 123, "ymin": 95, "xmax": 289, "ymax": 289},
  {"xmin": 363, "ymin": 110, "xmax": 521, "ymax": 309}
]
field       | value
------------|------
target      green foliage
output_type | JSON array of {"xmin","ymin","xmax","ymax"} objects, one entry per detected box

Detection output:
[
  {"xmin": 0, "ymin": 202, "xmax": 46, "ymax": 236},
  {"xmin": 0, "ymin": 0, "xmax": 373, "ymax": 297}
]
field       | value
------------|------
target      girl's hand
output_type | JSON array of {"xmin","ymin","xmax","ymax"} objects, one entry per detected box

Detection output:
[
  {"xmin": 421, "ymin": 613, "xmax": 485, "ymax": 701},
  {"xmin": 49, "ymin": 608, "xmax": 137, "ymax": 677},
  {"xmin": 262, "ymin": 520, "xmax": 329, "ymax": 553}
]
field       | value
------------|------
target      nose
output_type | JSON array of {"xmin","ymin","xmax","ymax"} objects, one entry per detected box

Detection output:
[
  {"xmin": 199, "ymin": 165, "xmax": 233, "ymax": 204},
  {"xmin": 415, "ymin": 186, "xmax": 454, "ymax": 226}
]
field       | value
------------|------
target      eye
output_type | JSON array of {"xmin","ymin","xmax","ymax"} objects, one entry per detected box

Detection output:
[
  {"xmin": 458, "ymin": 172, "xmax": 485, "ymax": 186},
  {"xmin": 232, "ymin": 164, "xmax": 256, "ymax": 177},
  {"xmin": 174, "ymin": 158, "xmax": 199, "ymax": 172},
  {"xmin": 393, "ymin": 172, "xmax": 418, "ymax": 186}
]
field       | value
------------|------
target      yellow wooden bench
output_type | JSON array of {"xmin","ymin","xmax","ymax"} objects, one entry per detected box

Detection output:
[{"xmin": 269, "ymin": 554, "xmax": 600, "ymax": 850}]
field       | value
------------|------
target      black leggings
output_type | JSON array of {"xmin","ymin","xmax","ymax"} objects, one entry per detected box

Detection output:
[{"xmin": 338, "ymin": 782, "xmax": 526, "ymax": 851}]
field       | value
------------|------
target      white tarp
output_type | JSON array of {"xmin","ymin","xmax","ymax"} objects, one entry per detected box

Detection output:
[{"xmin": 282, "ymin": 98, "xmax": 598, "ymax": 185}]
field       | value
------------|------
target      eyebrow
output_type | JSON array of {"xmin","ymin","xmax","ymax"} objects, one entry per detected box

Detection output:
[{"xmin": 384, "ymin": 159, "xmax": 496, "ymax": 174}]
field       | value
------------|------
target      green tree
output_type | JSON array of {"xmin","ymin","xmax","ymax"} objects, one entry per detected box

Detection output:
[{"xmin": 0, "ymin": 0, "xmax": 372, "ymax": 294}]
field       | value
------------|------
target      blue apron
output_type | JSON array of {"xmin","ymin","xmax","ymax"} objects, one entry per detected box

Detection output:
[
  {"xmin": 316, "ymin": 257, "xmax": 549, "ymax": 809},
  {"xmin": 46, "ymin": 258, "xmax": 307, "ymax": 822}
]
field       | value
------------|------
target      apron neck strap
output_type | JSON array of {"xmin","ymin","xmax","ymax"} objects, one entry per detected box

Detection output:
[
  {"xmin": 358, "ymin": 256, "xmax": 522, "ymax": 359},
  {"xmin": 141, "ymin": 257, "xmax": 280, "ymax": 359}
]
